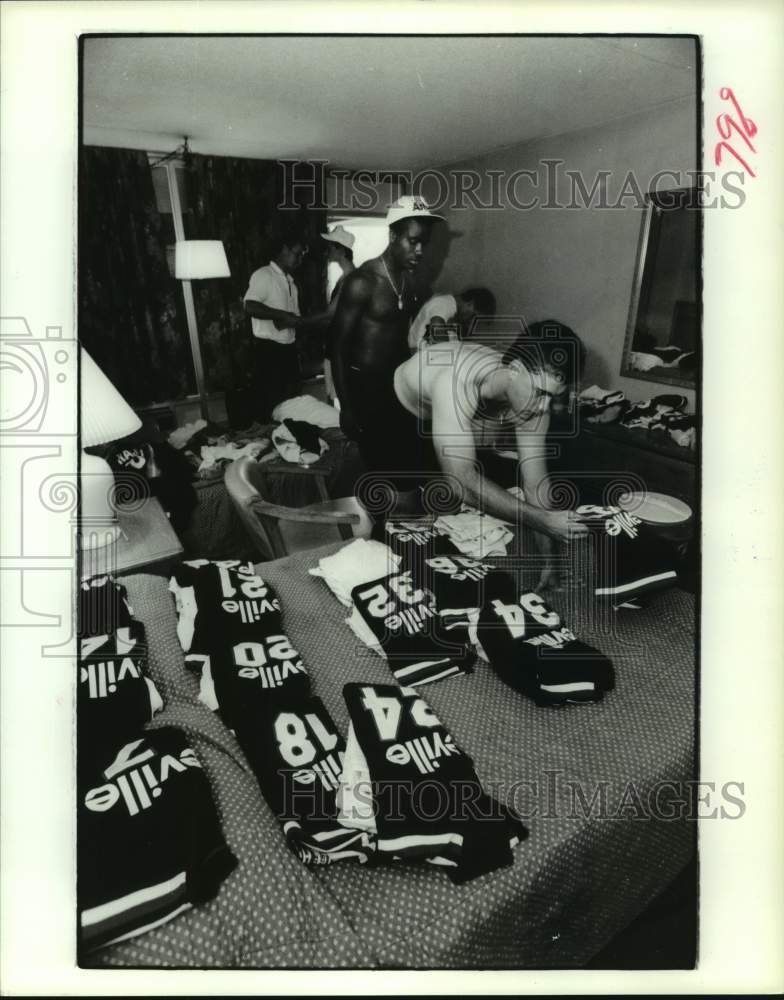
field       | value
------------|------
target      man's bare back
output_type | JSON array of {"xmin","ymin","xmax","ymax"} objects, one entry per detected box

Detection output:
[
  {"xmin": 393, "ymin": 342, "xmax": 590, "ymax": 545},
  {"xmin": 395, "ymin": 342, "xmax": 505, "ymax": 423}
]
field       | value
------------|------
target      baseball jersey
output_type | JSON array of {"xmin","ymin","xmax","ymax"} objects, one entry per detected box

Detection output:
[
  {"xmin": 418, "ymin": 552, "xmax": 497, "ymax": 635},
  {"xmin": 235, "ymin": 694, "xmax": 374, "ymax": 866},
  {"xmin": 78, "ymin": 726, "xmax": 236, "ymax": 954},
  {"xmin": 477, "ymin": 573, "xmax": 615, "ymax": 706},
  {"xmin": 351, "ymin": 569, "xmax": 474, "ymax": 687},
  {"xmin": 574, "ymin": 505, "xmax": 679, "ymax": 601},
  {"xmin": 169, "ymin": 559, "xmax": 283, "ymax": 657},
  {"xmin": 342, "ymin": 683, "xmax": 527, "ymax": 883},
  {"xmin": 184, "ymin": 630, "xmax": 311, "ymax": 730},
  {"xmin": 78, "ymin": 622, "xmax": 163, "ymax": 776},
  {"xmin": 170, "ymin": 560, "xmax": 310, "ymax": 724},
  {"xmin": 380, "ymin": 517, "xmax": 461, "ymax": 566}
]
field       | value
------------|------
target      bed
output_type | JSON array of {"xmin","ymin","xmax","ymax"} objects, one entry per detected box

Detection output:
[{"xmin": 88, "ymin": 537, "xmax": 696, "ymax": 969}]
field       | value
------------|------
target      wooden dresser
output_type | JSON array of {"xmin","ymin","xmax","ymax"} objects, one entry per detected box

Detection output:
[{"xmin": 548, "ymin": 422, "xmax": 697, "ymax": 510}]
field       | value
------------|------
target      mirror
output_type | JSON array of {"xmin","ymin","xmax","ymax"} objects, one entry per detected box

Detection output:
[{"xmin": 620, "ymin": 187, "xmax": 700, "ymax": 388}]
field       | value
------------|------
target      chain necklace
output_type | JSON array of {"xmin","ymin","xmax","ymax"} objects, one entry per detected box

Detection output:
[{"xmin": 381, "ymin": 254, "xmax": 406, "ymax": 310}]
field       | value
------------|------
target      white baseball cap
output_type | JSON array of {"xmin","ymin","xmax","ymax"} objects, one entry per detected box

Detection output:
[
  {"xmin": 385, "ymin": 195, "xmax": 445, "ymax": 226},
  {"xmin": 321, "ymin": 225, "xmax": 355, "ymax": 250}
]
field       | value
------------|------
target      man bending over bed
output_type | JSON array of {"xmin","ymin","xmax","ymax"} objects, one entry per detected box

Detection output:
[{"xmin": 356, "ymin": 336, "xmax": 588, "ymax": 591}]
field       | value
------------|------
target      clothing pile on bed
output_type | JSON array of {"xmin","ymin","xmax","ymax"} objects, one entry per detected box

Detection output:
[
  {"xmin": 309, "ymin": 531, "xmax": 629, "ymax": 706},
  {"xmin": 169, "ymin": 559, "xmax": 374, "ymax": 867},
  {"xmin": 168, "ymin": 558, "xmax": 527, "ymax": 882},
  {"xmin": 77, "ymin": 575, "xmax": 236, "ymax": 955},
  {"xmin": 577, "ymin": 386, "xmax": 696, "ymax": 451}
]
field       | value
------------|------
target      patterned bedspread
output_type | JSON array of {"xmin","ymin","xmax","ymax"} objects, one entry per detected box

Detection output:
[{"xmin": 90, "ymin": 540, "xmax": 696, "ymax": 969}]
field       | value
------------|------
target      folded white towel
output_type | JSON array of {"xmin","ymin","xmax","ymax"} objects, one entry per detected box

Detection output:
[{"xmin": 309, "ymin": 538, "xmax": 401, "ymax": 607}]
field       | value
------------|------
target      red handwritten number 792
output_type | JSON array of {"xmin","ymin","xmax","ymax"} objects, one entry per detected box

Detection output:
[{"xmin": 715, "ymin": 87, "xmax": 757, "ymax": 177}]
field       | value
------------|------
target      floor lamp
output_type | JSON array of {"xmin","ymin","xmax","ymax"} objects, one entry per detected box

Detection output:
[
  {"xmin": 80, "ymin": 347, "xmax": 142, "ymax": 551},
  {"xmin": 174, "ymin": 240, "xmax": 231, "ymax": 421}
]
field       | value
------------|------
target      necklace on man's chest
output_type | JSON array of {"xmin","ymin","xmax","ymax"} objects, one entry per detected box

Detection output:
[{"xmin": 381, "ymin": 256, "xmax": 406, "ymax": 310}]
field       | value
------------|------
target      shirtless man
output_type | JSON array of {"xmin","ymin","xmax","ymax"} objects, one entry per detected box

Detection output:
[
  {"xmin": 330, "ymin": 196, "xmax": 444, "ymax": 469},
  {"xmin": 391, "ymin": 340, "xmax": 589, "ymax": 545}
]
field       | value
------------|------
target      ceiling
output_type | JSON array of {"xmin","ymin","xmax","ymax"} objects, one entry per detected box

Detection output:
[{"xmin": 83, "ymin": 35, "xmax": 697, "ymax": 169}]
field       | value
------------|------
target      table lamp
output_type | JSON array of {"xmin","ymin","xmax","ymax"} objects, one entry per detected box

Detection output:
[
  {"xmin": 80, "ymin": 347, "xmax": 142, "ymax": 550},
  {"xmin": 174, "ymin": 239, "xmax": 231, "ymax": 420}
]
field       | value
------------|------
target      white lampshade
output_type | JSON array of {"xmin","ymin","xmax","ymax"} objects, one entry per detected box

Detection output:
[
  {"xmin": 174, "ymin": 240, "xmax": 230, "ymax": 279},
  {"xmin": 80, "ymin": 348, "xmax": 142, "ymax": 448}
]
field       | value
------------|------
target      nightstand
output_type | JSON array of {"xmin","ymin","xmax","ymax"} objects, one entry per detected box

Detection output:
[{"xmin": 80, "ymin": 497, "xmax": 184, "ymax": 580}]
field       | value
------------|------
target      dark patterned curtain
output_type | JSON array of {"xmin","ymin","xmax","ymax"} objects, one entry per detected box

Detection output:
[
  {"xmin": 79, "ymin": 146, "xmax": 196, "ymax": 405},
  {"xmin": 185, "ymin": 155, "xmax": 327, "ymax": 391}
]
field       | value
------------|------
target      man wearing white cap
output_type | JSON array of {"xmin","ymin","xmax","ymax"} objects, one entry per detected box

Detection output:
[{"xmin": 331, "ymin": 194, "xmax": 444, "ymax": 470}]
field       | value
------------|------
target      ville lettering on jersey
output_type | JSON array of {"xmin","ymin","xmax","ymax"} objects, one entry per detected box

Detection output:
[
  {"xmin": 385, "ymin": 520, "xmax": 445, "ymax": 547},
  {"xmin": 575, "ymin": 504, "xmax": 642, "ymax": 539},
  {"xmin": 233, "ymin": 634, "xmax": 306, "ymax": 687},
  {"xmin": 357, "ymin": 572, "xmax": 438, "ymax": 637},
  {"xmin": 291, "ymin": 750, "xmax": 345, "ymax": 790},
  {"xmin": 426, "ymin": 555, "xmax": 493, "ymax": 583},
  {"xmin": 385, "ymin": 730, "xmax": 461, "ymax": 774},
  {"xmin": 84, "ymin": 738, "xmax": 202, "ymax": 817},
  {"xmin": 524, "ymin": 626, "xmax": 577, "ymax": 649},
  {"xmin": 79, "ymin": 627, "xmax": 144, "ymax": 699}
]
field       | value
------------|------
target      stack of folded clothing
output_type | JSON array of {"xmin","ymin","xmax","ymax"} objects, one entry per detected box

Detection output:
[
  {"xmin": 578, "ymin": 384, "xmax": 629, "ymax": 425},
  {"xmin": 433, "ymin": 510, "xmax": 514, "ymax": 557},
  {"xmin": 648, "ymin": 409, "xmax": 697, "ymax": 451},
  {"xmin": 169, "ymin": 557, "xmax": 284, "ymax": 718},
  {"xmin": 78, "ymin": 575, "xmax": 236, "ymax": 955},
  {"xmin": 379, "ymin": 516, "xmax": 460, "ymax": 562},
  {"xmin": 620, "ymin": 394, "xmax": 687, "ymax": 431},
  {"xmin": 475, "ymin": 571, "xmax": 615, "ymax": 706},
  {"xmin": 309, "ymin": 538, "xmax": 402, "ymax": 607},
  {"xmin": 337, "ymin": 683, "xmax": 528, "ymax": 883},
  {"xmin": 574, "ymin": 504, "xmax": 679, "ymax": 601},
  {"xmin": 311, "ymin": 533, "xmax": 496, "ymax": 687},
  {"xmin": 349, "ymin": 566, "xmax": 475, "ymax": 687},
  {"xmin": 169, "ymin": 559, "xmax": 374, "ymax": 866},
  {"xmin": 237, "ymin": 692, "xmax": 373, "ymax": 866}
]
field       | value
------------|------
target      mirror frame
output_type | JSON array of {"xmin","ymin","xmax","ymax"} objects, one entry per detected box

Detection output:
[{"xmin": 620, "ymin": 187, "xmax": 700, "ymax": 389}]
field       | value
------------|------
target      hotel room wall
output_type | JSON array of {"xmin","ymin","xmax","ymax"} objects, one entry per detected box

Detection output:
[{"xmin": 433, "ymin": 98, "xmax": 698, "ymax": 410}]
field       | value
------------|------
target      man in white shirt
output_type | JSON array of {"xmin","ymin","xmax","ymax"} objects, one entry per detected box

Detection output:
[
  {"xmin": 244, "ymin": 231, "xmax": 313, "ymax": 420},
  {"xmin": 408, "ymin": 287, "xmax": 496, "ymax": 351}
]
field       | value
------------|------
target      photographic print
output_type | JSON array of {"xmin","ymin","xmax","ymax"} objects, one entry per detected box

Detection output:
[{"xmin": 1, "ymin": 3, "xmax": 781, "ymax": 995}]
